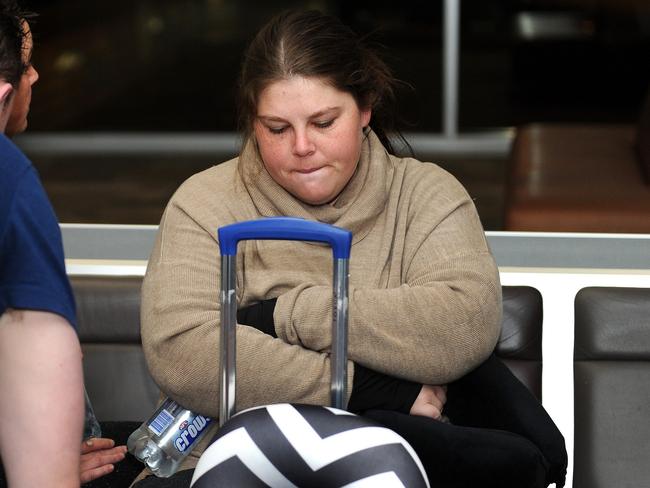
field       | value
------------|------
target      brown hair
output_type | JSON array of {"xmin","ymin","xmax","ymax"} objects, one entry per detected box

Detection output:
[
  {"xmin": 237, "ymin": 9, "xmax": 403, "ymax": 153},
  {"xmin": 0, "ymin": 0, "xmax": 31, "ymax": 87}
]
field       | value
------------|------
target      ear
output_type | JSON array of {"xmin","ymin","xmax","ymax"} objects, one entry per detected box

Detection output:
[
  {"xmin": 0, "ymin": 83, "xmax": 13, "ymax": 107},
  {"xmin": 360, "ymin": 107, "xmax": 372, "ymax": 129}
]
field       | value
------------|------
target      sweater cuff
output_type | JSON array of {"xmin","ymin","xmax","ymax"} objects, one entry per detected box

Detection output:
[
  {"xmin": 274, "ymin": 285, "xmax": 331, "ymax": 349},
  {"xmin": 347, "ymin": 363, "xmax": 421, "ymax": 414}
]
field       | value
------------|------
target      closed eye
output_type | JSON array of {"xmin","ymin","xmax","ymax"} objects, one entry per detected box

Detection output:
[
  {"xmin": 314, "ymin": 119, "xmax": 334, "ymax": 129},
  {"xmin": 268, "ymin": 126, "xmax": 287, "ymax": 135}
]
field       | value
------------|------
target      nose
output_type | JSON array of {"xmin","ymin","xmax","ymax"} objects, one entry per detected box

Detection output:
[{"xmin": 292, "ymin": 128, "xmax": 315, "ymax": 157}]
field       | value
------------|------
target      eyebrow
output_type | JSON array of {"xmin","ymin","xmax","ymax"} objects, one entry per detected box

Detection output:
[{"xmin": 257, "ymin": 106, "xmax": 340, "ymax": 123}]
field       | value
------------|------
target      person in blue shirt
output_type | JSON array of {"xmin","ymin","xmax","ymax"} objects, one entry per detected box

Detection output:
[
  {"xmin": 0, "ymin": 1, "xmax": 127, "ymax": 485},
  {"xmin": 0, "ymin": 134, "xmax": 84, "ymax": 486}
]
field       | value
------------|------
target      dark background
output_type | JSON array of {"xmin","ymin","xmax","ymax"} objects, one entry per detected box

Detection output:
[
  {"xmin": 21, "ymin": 0, "xmax": 650, "ymax": 132},
  {"xmin": 15, "ymin": 0, "xmax": 650, "ymax": 228}
]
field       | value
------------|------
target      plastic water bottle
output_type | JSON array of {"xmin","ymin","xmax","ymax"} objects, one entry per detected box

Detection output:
[
  {"xmin": 83, "ymin": 387, "xmax": 102, "ymax": 440},
  {"xmin": 127, "ymin": 397, "xmax": 214, "ymax": 478}
]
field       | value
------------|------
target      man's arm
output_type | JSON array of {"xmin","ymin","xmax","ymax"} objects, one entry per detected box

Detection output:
[{"xmin": 0, "ymin": 309, "xmax": 84, "ymax": 488}]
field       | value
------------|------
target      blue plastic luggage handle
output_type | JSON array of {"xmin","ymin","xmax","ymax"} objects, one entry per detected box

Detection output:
[
  {"xmin": 218, "ymin": 217, "xmax": 352, "ymax": 258},
  {"xmin": 218, "ymin": 217, "xmax": 352, "ymax": 424}
]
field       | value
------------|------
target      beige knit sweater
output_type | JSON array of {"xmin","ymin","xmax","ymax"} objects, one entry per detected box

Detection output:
[{"xmin": 141, "ymin": 130, "xmax": 501, "ymax": 422}]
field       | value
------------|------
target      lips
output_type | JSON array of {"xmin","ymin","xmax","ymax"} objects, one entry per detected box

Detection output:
[{"xmin": 295, "ymin": 166, "xmax": 324, "ymax": 174}]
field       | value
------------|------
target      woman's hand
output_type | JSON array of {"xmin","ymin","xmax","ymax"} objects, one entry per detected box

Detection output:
[
  {"xmin": 410, "ymin": 384, "xmax": 447, "ymax": 420},
  {"xmin": 80, "ymin": 437, "xmax": 127, "ymax": 484}
]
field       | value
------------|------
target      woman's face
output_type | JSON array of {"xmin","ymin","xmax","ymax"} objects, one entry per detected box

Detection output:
[{"xmin": 253, "ymin": 76, "xmax": 371, "ymax": 205}]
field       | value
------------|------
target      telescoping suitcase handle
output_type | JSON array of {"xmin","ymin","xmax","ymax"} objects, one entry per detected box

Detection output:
[{"xmin": 218, "ymin": 217, "xmax": 352, "ymax": 426}]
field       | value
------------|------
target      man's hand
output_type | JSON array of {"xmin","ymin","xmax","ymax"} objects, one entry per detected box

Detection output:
[
  {"xmin": 80, "ymin": 438, "xmax": 127, "ymax": 484},
  {"xmin": 409, "ymin": 384, "xmax": 447, "ymax": 420}
]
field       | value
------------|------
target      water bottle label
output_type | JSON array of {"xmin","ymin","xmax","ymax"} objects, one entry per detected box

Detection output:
[
  {"xmin": 171, "ymin": 414, "xmax": 212, "ymax": 453},
  {"xmin": 148, "ymin": 408, "xmax": 175, "ymax": 436}
]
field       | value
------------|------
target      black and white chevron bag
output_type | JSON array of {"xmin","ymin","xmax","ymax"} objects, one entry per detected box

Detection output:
[
  {"xmin": 191, "ymin": 404, "xmax": 429, "ymax": 487},
  {"xmin": 191, "ymin": 219, "xmax": 429, "ymax": 487}
]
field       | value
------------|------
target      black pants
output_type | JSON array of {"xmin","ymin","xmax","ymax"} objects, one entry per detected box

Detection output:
[
  {"xmin": 133, "ymin": 355, "xmax": 567, "ymax": 488},
  {"xmin": 365, "ymin": 355, "xmax": 567, "ymax": 488}
]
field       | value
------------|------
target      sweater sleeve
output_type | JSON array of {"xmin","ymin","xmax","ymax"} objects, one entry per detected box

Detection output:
[
  {"xmin": 237, "ymin": 299, "xmax": 421, "ymax": 414},
  {"xmin": 273, "ymin": 174, "xmax": 502, "ymax": 385},
  {"xmin": 140, "ymin": 195, "xmax": 353, "ymax": 417}
]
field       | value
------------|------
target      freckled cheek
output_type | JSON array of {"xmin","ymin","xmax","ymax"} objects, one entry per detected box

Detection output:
[
  {"xmin": 326, "ymin": 132, "xmax": 362, "ymax": 166},
  {"xmin": 258, "ymin": 140, "xmax": 291, "ymax": 176}
]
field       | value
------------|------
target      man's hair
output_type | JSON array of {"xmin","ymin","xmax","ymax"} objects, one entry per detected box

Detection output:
[{"xmin": 0, "ymin": 0, "xmax": 29, "ymax": 86}]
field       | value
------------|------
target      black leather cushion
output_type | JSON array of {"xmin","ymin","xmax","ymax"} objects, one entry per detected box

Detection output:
[
  {"xmin": 81, "ymin": 343, "xmax": 159, "ymax": 422},
  {"xmin": 71, "ymin": 276, "xmax": 159, "ymax": 422},
  {"xmin": 70, "ymin": 278, "xmax": 544, "ymax": 421},
  {"xmin": 574, "ymin": 287, "xmax": 650, "ymax": 488},
  {"xmin": 73, "ymin": 276, "xmax": 143, "ymax": 342},
  {"xmin": 496, "ymin": 286, "xmax": 543, "ymax": 400},
  {"xmin": 575, "ymin": 287, "xmax": 650, "ymax": 360}
]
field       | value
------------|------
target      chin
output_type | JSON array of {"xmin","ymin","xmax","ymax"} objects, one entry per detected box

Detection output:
[{"xmin": 295, "ymin": 192, "xmax": 334, "ymax": 206}]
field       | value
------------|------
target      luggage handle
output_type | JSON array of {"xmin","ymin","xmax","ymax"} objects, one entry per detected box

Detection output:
[
  {"xmin": 218, "ymin": 217, "xmax": 352, "ymax": 426},
  {"xmin": 218, "ymin": 217, "xmax": 352, "ymax": 258}
]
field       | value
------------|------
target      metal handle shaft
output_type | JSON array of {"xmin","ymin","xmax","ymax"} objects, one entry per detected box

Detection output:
[{"xmin": 218, "ymin": 218, "xmax": 352, "ymax": 426}]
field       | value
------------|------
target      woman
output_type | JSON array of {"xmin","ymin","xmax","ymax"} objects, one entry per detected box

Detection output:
[{"xmin": 136, "ymin": 10, "xmax": 566, "ymax": 487}]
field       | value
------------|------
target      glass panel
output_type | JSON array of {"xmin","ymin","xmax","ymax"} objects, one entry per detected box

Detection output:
[
  {"xmin": 16, "ymin": 1, "xmax": 650, "ymax": 231},
  {"xmin": 25, "ymin": 1, "xmax": 649, "ymax": 132}
]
